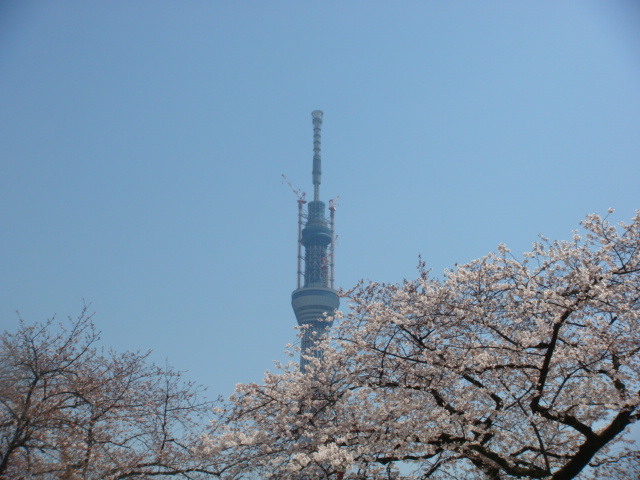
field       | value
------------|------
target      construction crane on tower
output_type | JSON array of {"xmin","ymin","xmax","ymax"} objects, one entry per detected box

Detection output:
[
  {"xmin": 281, "ymin": 174, "xmax": 306, "ymax": 204},
  {"xmin": 282, "ymin": 174, "xmax": 307, "ymax": 288}
]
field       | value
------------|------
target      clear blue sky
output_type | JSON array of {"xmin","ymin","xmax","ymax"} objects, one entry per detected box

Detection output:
[{"xmin": 1, "ymin": 0, "xmax": 639, "ymax": 416}]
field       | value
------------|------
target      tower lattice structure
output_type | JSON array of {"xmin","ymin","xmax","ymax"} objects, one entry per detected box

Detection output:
[{"xmin": 291, "ymin": 111, "xmax": 339, "ymax": 372}]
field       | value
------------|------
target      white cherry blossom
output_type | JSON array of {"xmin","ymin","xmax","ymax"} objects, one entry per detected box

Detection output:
[{"xmin": 208, "ymin": 211, "xmax": 640, "ymax": 479}]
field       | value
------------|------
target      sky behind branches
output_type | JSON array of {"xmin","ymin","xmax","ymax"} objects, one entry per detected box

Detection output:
[{"xmin": 1, "ymin": 1, "xmax": 639, "ymax": 439}]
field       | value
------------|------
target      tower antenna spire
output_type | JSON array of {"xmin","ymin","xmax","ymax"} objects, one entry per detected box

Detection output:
[{"xmin": 311, "ymin": 110, "xmax": 323, "ymax": 201}]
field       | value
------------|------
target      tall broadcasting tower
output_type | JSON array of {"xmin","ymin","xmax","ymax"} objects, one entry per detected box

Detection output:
[{"xmin": 291, "ymin": 111, "xmax": 340, "ymax": 372}]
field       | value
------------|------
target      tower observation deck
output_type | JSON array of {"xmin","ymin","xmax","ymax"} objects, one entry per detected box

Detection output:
[{"xmin": 291, "ymin": 111, "xmax": 340, "ymax": 372}]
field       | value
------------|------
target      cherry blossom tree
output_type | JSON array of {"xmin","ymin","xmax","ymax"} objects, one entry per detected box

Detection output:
[
  {"xmin": 207, "ymin": 211, "xmax": 640, "ymax": 479},
  {"xmin": 0, "ymin": 308, "xmax": 223, "ymax": 479}
]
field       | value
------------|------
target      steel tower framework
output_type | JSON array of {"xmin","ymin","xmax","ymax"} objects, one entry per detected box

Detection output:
[{"xmin": 291, "ymin": 111, "xmax": 339, "ymax": 372}]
